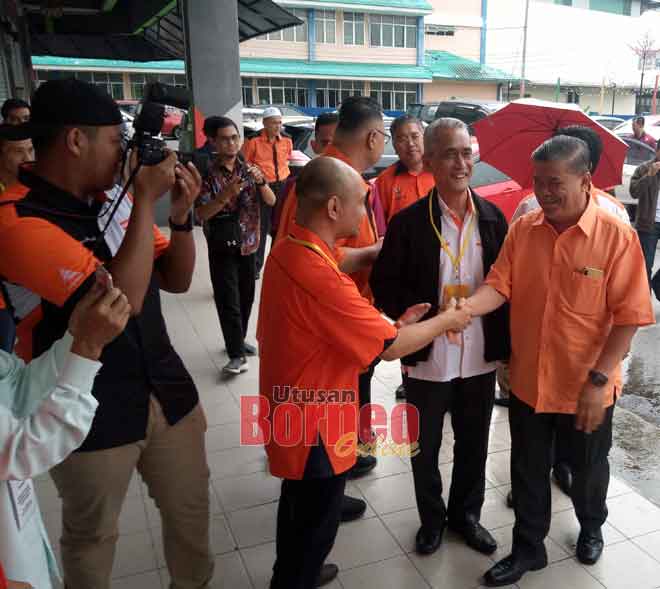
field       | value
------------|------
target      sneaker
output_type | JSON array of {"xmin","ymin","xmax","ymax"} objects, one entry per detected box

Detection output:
[
  {"xmin": 243, "ymin": 342, "xmax": 258, "ymax": 356},
  {"xmin": 223, "ymin": 357, "xmax": 248, "ymax": 375}
]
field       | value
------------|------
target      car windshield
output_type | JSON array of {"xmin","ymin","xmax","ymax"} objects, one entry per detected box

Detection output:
[
  {"xmin": 624, "ymin": 139, "xmax": 656, "ymax": 166},
  {"xmin": 471, "ymin": 160, "xmax": 512, "ymax": 188}
]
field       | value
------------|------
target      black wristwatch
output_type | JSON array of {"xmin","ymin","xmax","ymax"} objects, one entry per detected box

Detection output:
[
  {"xmin": 588, "ymin": 370, "xmax": 609, "ymax": 387},
  {"xmin": 169, "ymin": 212, "xmax": 194, "ymax": 232}
]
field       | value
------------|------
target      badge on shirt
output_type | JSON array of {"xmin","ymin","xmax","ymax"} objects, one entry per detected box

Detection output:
[
  {"xmin": 443, "ymin": 283, "xmax": 470, "ymax": 305},
  {"xmin": 8, "ymin": 479, "xmax": 37, "ymax": 531}
]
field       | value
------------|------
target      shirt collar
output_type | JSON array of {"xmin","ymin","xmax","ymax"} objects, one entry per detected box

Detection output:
[
  {"xmin": 435, "ymin": 189, "xmax": 475, "ymax": 217},
  {"xmin": 322, "ymin": 145, "xmax": 369, "ymax": 189},
  {"xmin": 260, "ymin": 129, "xmax": 279, "ymax": 143},
  {"xmin": 18, "ymin": 165, "xmax": 106, "ymax": 216},
  {"xmin": 288, "ymin": 224, "xmax": 338, "ymax": 264}
]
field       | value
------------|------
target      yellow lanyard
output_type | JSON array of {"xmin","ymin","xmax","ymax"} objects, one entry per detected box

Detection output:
[
  {"xmin": 287, "ymin": 236, "xmax": 339, "ymax": 271},
  {"xmin": 429, "ymin": 191, "xmax": 477, "ymax": 278}
]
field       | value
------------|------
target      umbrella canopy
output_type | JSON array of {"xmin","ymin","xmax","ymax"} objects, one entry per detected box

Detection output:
[{"xmin": 472, "ymin": 99, "xmax": 629, "ymax": 190}]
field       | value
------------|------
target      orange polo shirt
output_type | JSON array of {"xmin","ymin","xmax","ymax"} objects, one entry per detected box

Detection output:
[
  {"xmin": 274, "ymin": 145, "xmax": 378, "ymax": 301},
  {"xmin": 374, "ymin": 162, "xmax": 435, "ymax": 224},
  {"xmin": 486, "ymin": 198, "xmax": 654, "ymax": 414},
  {"xmin": 257, "ymin": 225, "xmax": 398, "ymax": 479},
  {"xmin": 242, "ymin": 130, "xmax": 293, "ymax": 184}
]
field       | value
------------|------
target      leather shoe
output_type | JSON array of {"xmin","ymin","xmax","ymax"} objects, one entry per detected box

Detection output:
[
  {"xmin": 340, "ymin": 494, "xmax": 367, "ymax": 522},
  {"xmin": 483, "ymin": 553, "xmax": 548, "ymax": 587},
  {"xmin": 576, "ymin": 530, "xmax": 604, "ymax": 565},
  {"xmin": 348, "ymin": 455, "xmax": 377, "ymax": 479},
  {"xmin": 315, "ymin": 563, "xmax": 339, "ymax": 587},
  {"xmin": 415, "ymin": 526, "xmax": 444, "ymax": 555},
  {"xmin": 552, "ymin": 462, "xmax": 573, "ymax": 496},
  {"xmin": 449, "ymin": 519, "xmax": 497, "ymax": 555},
  {"xmin": 506, "ymin": 490, "xmax": 514, "ymax": 509},
  {"xmin": 395, "ymin": 383, "xmax": 406, "ymax": 399}
]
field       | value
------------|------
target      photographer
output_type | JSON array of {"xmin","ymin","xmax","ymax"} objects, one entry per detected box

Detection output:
[
  {"xmin": 196, "ymin": 116, "xmax": 275, "ymax": 375},
  {"xmin": 1, "ymin": 284, "xmax": 130, "ymax": 589},
  {"xmin": 0, "ymin": 79, "xmax": 213, "ymax": 589}
]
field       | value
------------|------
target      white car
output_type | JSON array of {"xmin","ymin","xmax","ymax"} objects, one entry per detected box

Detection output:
[
  {"xmin": 613, "ymin": 136, "xmax": 656, "ymax": 217},
  {"xmin": 591, "ymin": 115, "xmax": 625, "ymax": 131},
  {"xmin": 612, "ymin": 115, "xmax": 660, "ymax": 141}
]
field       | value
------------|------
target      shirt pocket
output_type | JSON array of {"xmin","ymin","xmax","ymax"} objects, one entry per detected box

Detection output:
[{"xmin": 562, "ymin": 269, "xmax": 605, "ymax": 316}]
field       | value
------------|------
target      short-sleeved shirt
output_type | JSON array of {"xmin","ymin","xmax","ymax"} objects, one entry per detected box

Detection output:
[
  {"xmin": 242, "ymin": 130, "xmax": 292, "ymax": 184},
  {"xmin": 257, "ymin": 225, "xmax": 398, "ymax": 480},
  {"xmin": 485, "ymin": 198, "xmax": 654, "ymax": 413},
  {"xmin": 374, "ymin": 162, "xmax": 435, "ymax": 225},
  {"xmin": 0, "ymin": 169, "xmax": 198, "ymax": 451},
  {"xmin": 196, "ymin": 158, "xmax": 261, "ymax": 256}
]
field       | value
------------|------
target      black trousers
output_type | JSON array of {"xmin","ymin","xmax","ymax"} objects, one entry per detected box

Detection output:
[
  {"xmin": 358, "ymin": 364, "xmax": 376, "ymax": 444},
  {"xmin": 270, "ymin": 473, "xmax": 347, "ymax": 589},
  {"xmin": 509, "ymin": 393, "xmax": 613, "ymax": 559},
  {"xmin": 207, "ymin": 245, "xmax": 256, "ymax": 359},
  {"xmin": 404, "ymin": 371, "xmax": 495, "ymax": 532}
]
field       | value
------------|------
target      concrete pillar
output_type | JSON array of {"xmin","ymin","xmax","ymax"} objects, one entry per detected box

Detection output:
[
  {"xmin": 307, "ymin": 79, "xmax": 317, "ymax": 107},
  {"xmin": 308, "ymin": 9, "xmax": 317, "ymax": 61},
  {"xmin": 182, "ymin": 0, "xmax": 242, "ymax": 146},
  {"xmin": 416, "ymin": 16, "xmax": 424, "ymax": 66}
]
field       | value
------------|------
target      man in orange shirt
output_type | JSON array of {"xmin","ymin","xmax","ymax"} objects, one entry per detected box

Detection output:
[
  {"xmin": 258, "ymin": 156, "xmax": 471, "ymax": 588},
  {"xmin": 463, "ymin": 136, "xmax": 654, "ymax": 586},
  {"xmin": 276, "ymin": 97, "xmax": 386, "ymax": 478},
  {"xmin": 243, "ymin": 107, "xmax": 293, "ymax": 275},
  {"xmin": 373, "ymin": 114, "xmax": 435, "ymax": 400},
  {"xmin": 374, "ymin": 114, "xmax": 435, "ymax": 225}
]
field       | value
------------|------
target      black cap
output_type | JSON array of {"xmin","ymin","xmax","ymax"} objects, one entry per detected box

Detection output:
[{"xmin": 20, "ymin": 78, "xmax": 122, "ymax": 137}]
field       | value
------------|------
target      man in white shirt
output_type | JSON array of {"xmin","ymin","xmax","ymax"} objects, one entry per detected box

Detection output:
[
  {"xmin": 371, "ymin": 118, "xmax": 510, "ymax": 556},
  {"xmin": 0, "ymin": 284, "xmax": 130, "ymax": 588}
]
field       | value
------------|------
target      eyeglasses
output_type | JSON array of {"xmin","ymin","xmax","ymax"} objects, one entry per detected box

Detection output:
[{"xmin": 372, "ymin": 128, "xmax": 391, "ymax": 144}]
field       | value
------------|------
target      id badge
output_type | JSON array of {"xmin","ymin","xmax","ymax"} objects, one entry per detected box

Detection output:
[{"xmin": 443, "ymin": 284, "xmax": 470, "ymax": 306}]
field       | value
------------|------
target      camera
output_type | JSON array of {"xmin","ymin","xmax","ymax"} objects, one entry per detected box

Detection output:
[{"xmin": 130, "ymin": 82, "xmax": 210, "ymax": 177}]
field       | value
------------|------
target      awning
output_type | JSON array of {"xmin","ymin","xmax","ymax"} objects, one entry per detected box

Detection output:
[{"xmin": 21, "ymin": 0, "xmax": 302, "ymax": 60}]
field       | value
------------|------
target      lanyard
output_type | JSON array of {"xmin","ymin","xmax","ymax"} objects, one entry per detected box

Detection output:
[
  {"xmin": 429, "ymin": 191, "xmax": 477, "ymax": 278},
  {"xmin": 288, "ymin": 236, "xmax": 339, "ymax": 271}
]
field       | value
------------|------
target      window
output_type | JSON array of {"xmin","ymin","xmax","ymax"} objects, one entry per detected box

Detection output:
[
  {"xmin": 256, "ymin": 78, "xmax": 309, "ymax": 106},
  {"xmin": 344, "ymin": 12, "xmax": 365, "ymax": 45},
  {"xmin": 316, "ymin": 10, "xmax": 336, "ymax": 43},
  {"xmin": 425, "ymin": 24, "xmax": 455, "ymax": 36},
  {"xmin": 242, "ymin": 77, "xmax": 254, "ymax": 105},
  {"xmin": 71, "ymin": 71, "xmax": 124, "ymax": 99},
  {"xmin": 370, "ymin": 15, "xmax": 417, "ymax": 48},
  {"xmin": 589, "ymin": 0, "xmax": 632, "ymax": 15},
  {"xmin": 129, "ymin": 72, "xmax": 185, "ymax": 100},
  {"xmin": 315, "ymin": 80, "xmax": 363, "ymax": 108},
  {"xmin": 370, "ymin": 82, "xmax": 417, "ymax": 111},
  {"xmin": 261, "ymin": 8, "xmax": 308, "ymax": 41},
  {"xmin": 624, "ymin": 138, "xmax": 655, "ymax": 166}
]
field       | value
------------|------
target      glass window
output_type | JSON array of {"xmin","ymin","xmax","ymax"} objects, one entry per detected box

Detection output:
[
  {"xmin": 315, "ymin": 79, "xmax": 362, "ymax": 108},
  {"xmin": 255, "ymin": 78, "xmax": 309, "ymax": 106},
  {"xmin": 241, "ymin": 77, "xmax": 254, "ymax": 105},
  {"xmin": 316, "ymin": 9, "xmax": 336, "ymax": 44},
  {"xmin": 369, "ymin": 13, "xmax": 416, "ymax": 49},
  {"xmin": 344, "ymin": 12, "xmax": 364, "ymax": 45},
  {"xmin": 263, "ymin": 8, "xmax": 307, "ymax": 41},
  {"xmin": 370, "ymin": 81, "xmax": 417, "ymax": 112}
]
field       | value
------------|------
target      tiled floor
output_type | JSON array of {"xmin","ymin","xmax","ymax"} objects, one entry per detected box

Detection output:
[{"xmin": 34, "ymin": 231, "xmax": 660, "ymax": 588}]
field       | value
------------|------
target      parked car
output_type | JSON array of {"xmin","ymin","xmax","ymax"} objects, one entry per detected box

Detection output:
[
  {"xmin": 117, "ymin": 99, "xmax": 139, "ymax": 117},
  {"xmin": 591, "ymin": 115, "xmax": 625, "ymax": 130},
  {"xmin": 612, "ymin": 115, "xmax": 660, "ymax": 142},
  {"xmin": 407, "ymin": 100, "xmax": 506, "ymax": 132},
  {"xmin": 161, "ymin": 106, "xmax": 184, "ymax": 139},
  {"xmin": 243, "ymin": 104, "xmax": 314, "ymax": 136},
  {"xmin": 471, "ymin": 161, "xmax": 533, "ymax": 221},
  {"xmin": 612, "ymin": 136, "xmax": 657, "ymax": 221}
]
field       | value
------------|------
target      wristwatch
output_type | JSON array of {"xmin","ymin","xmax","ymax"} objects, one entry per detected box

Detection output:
[
  {"xmin": 588, "ymin": 370, "xmax": 608, "ymax": 387},
  {"xmin": 169, "ymin": 212, "xmax": 194, "ymax": 232}
]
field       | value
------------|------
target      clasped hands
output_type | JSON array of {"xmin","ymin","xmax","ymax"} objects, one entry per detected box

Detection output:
[{"xmin": 444, "ymin": 297, "xmax": 473, "ymax": 344}]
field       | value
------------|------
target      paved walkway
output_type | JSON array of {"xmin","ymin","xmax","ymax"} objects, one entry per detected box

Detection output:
[{"xmin": 34, "ymin": 230, "xmax": 660, "ymax": 589}]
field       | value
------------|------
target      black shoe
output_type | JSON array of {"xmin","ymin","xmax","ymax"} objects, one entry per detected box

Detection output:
[
  {"xmin": 243, "ymin": 342, "xmax": 258, "ymax": 356},
  {"xmin": 552, "ymin": 462, "xmax": 573, "ymax": 496},
  {"xmin": 576, "ymin": 530, "xmax": 604, "ymax": 565},
  {"xmin": 493, "ymin": 396, "xmax": 510, "ymax": 407},
  {"xmin": 483, "ymin": 553, "xmax": 548, "ymax": 587},
  {"xmin": 223, "ymin": 357, "xmax": 248, "ymax": 375},
  {"xmin": 315, "ymin": 563, "xmax": 339, "ymax": 587},
  {"xmin": 449, "ymin": 519, "xmax": 497, "ymax": 555},
  {"xmin": 340, "ymin": 494, "xmax": 367, "ymax": 522},
  {"xmin": 348, "ymin": 455, "xmax": 377, "ymax": 479},
  {"xmin": 506, "ymin": 490, "xmax": 514, "ymax": 509},
  {"xmin": 395, "ymin": 384, "xmax": 406, "ymax": 400},
  {"xmin": 256, "ymin": 271, "xmax": 261, "ymax": 280},
  {"xmin": 415, "ymin": 526, "xmax": 444, "ymax": 555}
]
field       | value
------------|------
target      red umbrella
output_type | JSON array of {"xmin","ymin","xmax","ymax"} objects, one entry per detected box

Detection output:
[{"xmin": 472, "ymin": 99, "xmax": 628, "ymax": 189}]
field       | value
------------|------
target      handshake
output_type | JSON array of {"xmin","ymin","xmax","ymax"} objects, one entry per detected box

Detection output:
[{"xmin": 394, "ymin": 297, "xmax": 474, "ymax": 344}]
